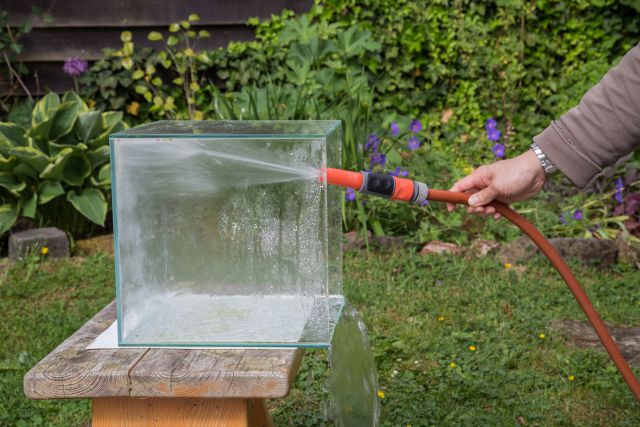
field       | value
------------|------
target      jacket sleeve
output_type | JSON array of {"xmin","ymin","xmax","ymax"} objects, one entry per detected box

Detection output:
[{"xmin": 533, "ymin": 43, "xmax": 640, "ymax": 188}]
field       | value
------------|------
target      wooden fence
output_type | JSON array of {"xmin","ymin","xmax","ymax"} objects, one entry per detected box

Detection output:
[{"xmin": 3, "ymin": 0, "xmax": 312, "ymax": 94}]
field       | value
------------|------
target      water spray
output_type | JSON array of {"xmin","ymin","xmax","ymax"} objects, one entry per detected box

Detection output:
[{"xmin": 322, "ymin": 167, "xmax": 640, "ymax": 402}]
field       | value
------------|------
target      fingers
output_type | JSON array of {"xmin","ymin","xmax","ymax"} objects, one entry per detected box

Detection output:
[{"xmin": 468, "ymin": 186, "xmax": 498, "ymax": 207}]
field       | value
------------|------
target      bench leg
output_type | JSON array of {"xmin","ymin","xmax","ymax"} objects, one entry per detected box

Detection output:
[{"xmin": 92, "ymin": 397, "xmax": 274, "ymax": 427}]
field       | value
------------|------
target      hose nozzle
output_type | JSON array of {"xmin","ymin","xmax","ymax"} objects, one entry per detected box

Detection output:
[{"xmin": 322, "ymin": 167, "xmax": 428, "ymax": 205}]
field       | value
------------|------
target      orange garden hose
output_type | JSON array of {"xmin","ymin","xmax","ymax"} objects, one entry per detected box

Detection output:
[{"xmin": 323, "ymin": 168, "xmax": 640, "ymax": 402}]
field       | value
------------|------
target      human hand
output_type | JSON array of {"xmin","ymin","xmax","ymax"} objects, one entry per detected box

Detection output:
[{"xmin": 446, "ymin": 149, "xmax": 547, "ymax": 219}]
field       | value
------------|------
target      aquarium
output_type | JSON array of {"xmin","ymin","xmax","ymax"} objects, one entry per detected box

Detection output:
[{"xmin": 110, "ymin": 120, "xmax": 343, "ymax": 347}]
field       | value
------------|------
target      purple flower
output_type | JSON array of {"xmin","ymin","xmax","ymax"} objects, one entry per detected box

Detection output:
[
  {"xmin": 407, "ymin": 135, "xmax": 421, "ymax": 150},
  {"xmin": 420, "ymin": 200, "xmax": 429, "ymax": 206},
  {"xmin": 369, "ymin": 152, "xmax": 386, "ymax": 170},
  {"xmin": 63, "ymin": 57, "xmax": 88, "ymax": 77},
  {"xmin": 560, "ymin": 213, "xmax": 567, "ymax": 225},
  {"xmin": 364, "ymin": 133, "xmax": 380, "ymax": 152},
  {"xmin": 409, "ymin": 119, "xmax": 422, "ymax": 133},
  {"xmin": 491, "ymin": 143, "xmax": 505, "ymax": 158},
  {"xmin": 390, "ymin": 121, "xmax": 399, "ymax": 137},
  {"xmin": 487, "ymin": 128, "xmax": 501, "ymax": 142},
  {"xmin": 615, "ymin": 177, "xmax": 624, "ymax": 204},
  {"xmin": 573, "ymin": 210, "xmax": 583, "ymax": 220},
  {"xmin": 345, "ymin": 188, "xmax": 356, "ymax": 202},
  {"xmin": 389, "ymin": 166, "xmax": 409, "ymax": 177},
  {"xmin": 485, "ymin": 118, "xmax": 497, "ymax": 131}
]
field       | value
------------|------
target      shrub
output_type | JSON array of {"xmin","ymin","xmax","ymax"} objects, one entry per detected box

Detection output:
[{"xmin": 0, "ymin": 91, "xmax": 126, "ymax": 237}]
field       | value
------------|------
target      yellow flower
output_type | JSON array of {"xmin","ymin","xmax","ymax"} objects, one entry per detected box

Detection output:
[
  {"xmin": 463, "ymin": 165, "xmax": 474, "ymax": 175},
  {"xmin": 377, "ymin": 390, "xmax": 385, "ymax": 399},
  {"xmin": 126, "ymin": 101, "xmax": 140, "ymax": 116},
  {"xmin": 568, "ymin": 375, "xmax": 575, "ymax": 381},
  {"xmin": 437, "ymin": 315, "xmax": 445, "ymax": 321},
  {"xmin": 193, "ymin": 110, "xmax": 204, "ymax": 120},
  {"xmin": 468, "ymin": 345, "xmax": 476, "ymax": 351},
  {"xmin": 449, "ymin": 362, "xmax": 456, "ymax": 368},
  {"xmin": 538, "ymin": 333, "xmax": 546, "ymax": 340},
  {"xmin": 504, "ymin": 262, "xmax": 512, "ymax": 269},
  {"xmin": 41, "ymin": 246, "xmax": 49, "ymax": 255}
]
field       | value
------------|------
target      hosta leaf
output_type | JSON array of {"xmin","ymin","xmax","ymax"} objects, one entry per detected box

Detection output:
[
  {"xmin": 49, "ymin": 141, "xmax": 87, "ymax": 157},
  {"xmin": 3, "ymin": 146, "xmax": 50, "ymax": 172},
  {"xmin": 22, "ymin": 193, "xmax": 37, "ymax": 218},
  {"xmin": 62, "ymin": 154, "xmax": 91, "ymax": 186},
  {"xmin": 49, "ymin": 101, "xmax": 81, "ymax": 140},
  {"xmin": 62, "ymin": 91, "xmax": 88, "ymax": 111},
  {"xmin": 0, "ymin": 155, "xmax": 17, "ymax": 171},
  {"xmin": 76, "ymin": 111, "xmax": 102, "ymax": 142},
  {"xmin": 0, "ymin": 123, "xmax": 27, "ymax": 147},
  {"xmin": 39, "ymin": 147, "xmax": 73, "ymax": 181},
  {"xmin": 0, "ymin": 171, "xmax": 26, "ymax": 196},
  {"xmin": 67, "ymin": 188, "xmax": 107, "ymax": 226},
  {"xmin": 13, "ymin": 163, "xmax": 38, "ymax": 179},
  {"xmin": 27, "ymin": 118, "xmax": 54, "ymax": 141},
  {"xmin": 0, "ymin": 204, "xmax": 18, "ymax": 235},
  {"xmin": 32, "ymin": 92, "xmax": 60, "ymax": 126},
  {"xmin": 102, "ymin": 111, "xmax": 123, "ymax": 130},
  {"xmin": 95, "ymin": 163, "xmax": 111, "ymax": 186},
  {"xmin": 87, "ymin": 146, "xmax": 110, "ymax": 168},
  {"xmin": 37, "ymin": 181, "xmax": 65, "ymax": 204}
]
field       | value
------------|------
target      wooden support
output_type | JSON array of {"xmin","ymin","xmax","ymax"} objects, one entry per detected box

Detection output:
[{"xmin": 92, "ymin": 397, "xmax": 274, "ymax": 427}]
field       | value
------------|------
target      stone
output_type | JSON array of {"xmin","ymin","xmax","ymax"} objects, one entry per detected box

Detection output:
[
  {"xmin": 551, "ymin": 320, "xmax": 640, "ymax": 366},
  {"xmin": 419, "ymin": 240, "xmax": 459, "ymax": 255},
  {"xmin": 8, "ymin": 227, "xmax": 69, "ymax": 260},
  {"xmin": 468, "ymin": 239, "xmax": 500, "ymax": 257},
  {"xmin": 499, "ymin": 236, "xmax": 618, "ymax": 267}
]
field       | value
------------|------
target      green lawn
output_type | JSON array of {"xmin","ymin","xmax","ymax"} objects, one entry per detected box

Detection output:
[{"xmin": 1, "ymin": 248, "xmax": 639, "ymax": 426}]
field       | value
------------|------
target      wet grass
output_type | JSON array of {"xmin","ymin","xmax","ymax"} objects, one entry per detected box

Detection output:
[{"xmin": 1, "ymin": 248, "xmax": 639, "ymax": 426}]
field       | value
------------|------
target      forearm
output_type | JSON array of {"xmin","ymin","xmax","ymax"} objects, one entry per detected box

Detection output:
[{"xmin": 534, "ymin": 43, "xmax": 640, "ymax": 188}]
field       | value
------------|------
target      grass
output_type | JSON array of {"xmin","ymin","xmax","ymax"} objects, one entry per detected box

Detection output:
[{"xmin": 1, "ymin": 248, "xmax": 639, "ymax": 426}]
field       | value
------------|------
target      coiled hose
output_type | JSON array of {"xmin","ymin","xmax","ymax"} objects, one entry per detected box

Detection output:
[{"xmin": 324, "ymin": 168, "xmax": 640, "ymax": 401}]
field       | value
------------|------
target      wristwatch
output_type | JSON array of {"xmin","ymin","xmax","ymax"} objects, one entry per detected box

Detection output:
[{"xmin": 530, "ymin": 142, "xmax": 557, "ymax": 174}]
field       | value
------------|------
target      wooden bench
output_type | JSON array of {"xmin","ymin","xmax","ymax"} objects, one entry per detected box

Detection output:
[{"xmin": 24, "ymin": 301, "xmax": 304, "ymax": 426}]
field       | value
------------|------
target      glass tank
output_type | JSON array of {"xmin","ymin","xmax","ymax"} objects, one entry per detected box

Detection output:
[{"xmin": 109, "ymin": 121, "xmax": 343, "ymax": 347}]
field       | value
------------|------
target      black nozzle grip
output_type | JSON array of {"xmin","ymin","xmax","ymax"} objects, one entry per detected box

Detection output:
[{"xmin": 361, "ymin": 172, "xmax": 395, "ymax": 198}]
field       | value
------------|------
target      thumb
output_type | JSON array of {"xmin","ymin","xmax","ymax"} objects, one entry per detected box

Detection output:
[{"xmin": 468, "ymin": 187, "xmax": 498, "ymax": 207}]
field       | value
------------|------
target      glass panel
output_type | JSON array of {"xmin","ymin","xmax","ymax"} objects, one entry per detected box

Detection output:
[{"xmin": 110, "ymin": 121, "xmax": 343, "ymax": 347}]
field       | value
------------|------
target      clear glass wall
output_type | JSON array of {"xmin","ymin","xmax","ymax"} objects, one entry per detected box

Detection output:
[{"xmin": 110, "ymin": 121, "xmax": 343, "ymax": 347}]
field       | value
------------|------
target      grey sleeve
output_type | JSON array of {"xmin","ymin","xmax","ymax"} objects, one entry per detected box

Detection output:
[{"xmin": 533, "ymin": 43, "xmax": 640, "ymax": 188}]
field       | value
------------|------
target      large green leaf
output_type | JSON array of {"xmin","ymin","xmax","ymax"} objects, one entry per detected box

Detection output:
[
  {"xmin": 49, "ymin": 141, "xmax": 87, "ymax": 157},
  {"xmin": 13, "ymin": 163, "xmax": 38, "ymax": 179},
  {"xmin": 27, "ymin": 118, "xmax": 54, "ymax": 141},
  {"xmin": 32, "ymin": 92, "xmax": 60, "ymax": 126},
  {"xmin": 22, "ymin": 193, "xmax": 37, "ymax": 218},
  {"xmin": 102, "ymin": 111, "xmax": 123, "ymax": 130},
  {"xmin": 37, "ymin": 181, "xmax": 65, "ymax": 204},
  {"xmin": 0, "ymin": 155, "xmax": 17, "ymax": 171},
  {"xmin": 0, "ymin": 123, "xmax": 27, "ymax": 147},
  {"xmin": 90, "ymin": 163, "xmax": 111, "ymax": 188},
  {"xmin": 62, "ymin": 91, "xmax": 88, "ymax": 111},
  {"xmin": 0, "ymin": 171, "xmax": 26, "ymax": 196},
  {"xmin": 3, "ymin": 146, "xmax": 50, "ymax": 172},
  {"xmin": 0, "ymin": 204, "xmax": 18, "ymax": 235},
  {"xmin": 76, "ymin": 111, "xmax": 102, "ymax": 142},
  {"xmin": 39, "ymin": 148, "xmax": 73, "ymax": 181},
  {"xmin": 87, "ymin": 146, "xmax": 110, "ymax": 168},
  {"xmin": 67, "ymin": 188, "xmax": 107, "ymax": 226},
  {"xmin": 62, "ymin": 154, "xmax": 91, "ymax": 186},
  {"xmin": 49, "ymin": 101, "xmax": 81, "ymax": 140}
]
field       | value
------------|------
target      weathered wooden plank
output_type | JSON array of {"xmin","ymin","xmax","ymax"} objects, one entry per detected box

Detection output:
[
  {"xmin": 18, "ymin": 26, "xmax": 253, "ymax": 62},
  {"xmin": 24, "ymin": 300, "xmax": 304, "ymax": 399},
  {"xmin": 92, "ymin": 397, "xmax": 252, "ymax": 427},
  {"xmin": 6, "ymin": 0, "xmax": 312, "ymax": 28},
  {"xmin": 23, "ymin": 302, "xmax": 148, "ymax": 399},
  {"xmin": 129, "ymin": 347, "xmax": 304, "ymax": 399}
]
